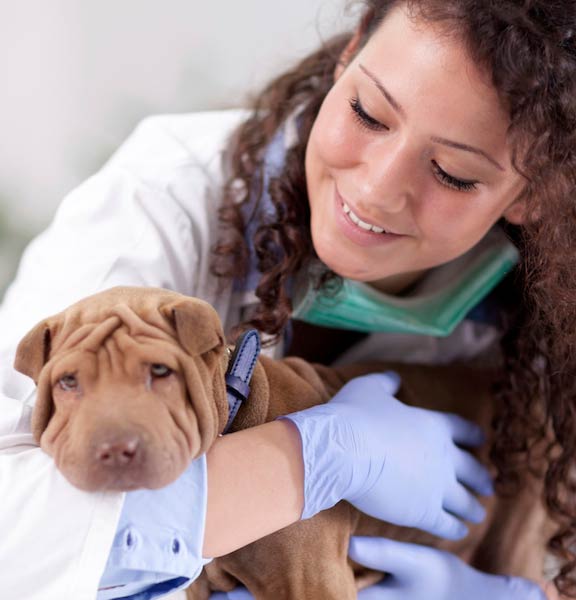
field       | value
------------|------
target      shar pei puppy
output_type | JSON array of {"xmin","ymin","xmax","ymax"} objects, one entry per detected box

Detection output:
[{"xmin": 13, "ymin": 286, "xmax": 553, "ymax": 599}]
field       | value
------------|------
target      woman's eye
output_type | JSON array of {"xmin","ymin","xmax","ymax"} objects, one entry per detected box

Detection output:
[
  {"xmin": 348, "ymin": 97, "xmax": 477, "ymax": 192},
  {"xmin": 150, "ymin": 364, "xmax": 172, "ymax": 378},
  {"xmin": 58, "ymin": 374, "xmax": 78, "ymax": 391},
  {"xmin": 349, "ymin": 96, "xmax": 388, "ymax": 132},
  {"xmin": 431, "ymin": 160, "xmax": 478, "ymax": 192}
]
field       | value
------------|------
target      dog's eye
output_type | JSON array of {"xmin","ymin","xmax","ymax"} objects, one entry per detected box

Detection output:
[
  {"xmin": 58, "ymin": 374, "xmax": 78, "ymax": 391},
  {"xmin": 150, "ymin": 363, "xmax": 172, "ymax": 378}
]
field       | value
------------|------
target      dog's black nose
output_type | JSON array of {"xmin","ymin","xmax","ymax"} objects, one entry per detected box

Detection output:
[{"xmin": 96, "ymin": 437, "xmax": 140, "ymax": 468}]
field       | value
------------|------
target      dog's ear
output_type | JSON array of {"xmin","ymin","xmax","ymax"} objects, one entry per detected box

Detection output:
[
  {"xmin": 14, "ymin": 319, "xmax": 54, "ymax": 383},
  {"xmin": 14, "ymin": 317, "xmax": 61, "ymax": 444},
  {"xmin": 161, "ymin": 297, "xmax": 225, "ymax": 356}
]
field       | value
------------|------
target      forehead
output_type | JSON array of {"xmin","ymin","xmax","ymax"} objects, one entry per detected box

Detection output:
[
  {"xmin": 49, "ymin": 332, "xmax": 184, "ymax": 380},
  {"xmin": 349, "ymin": 6, "xmax": 512, "ymax": 164}
]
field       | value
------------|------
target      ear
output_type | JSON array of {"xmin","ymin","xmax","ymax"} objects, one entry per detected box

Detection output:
[
  {"xmin": 503, "ymin": 196, "xmax": 530, "ymax": 225},
  {"xmin": 334, "ymin": 9, "xmax": 376, "ymax": 81},
  {"xmin": 14, "ymin": 319, "xmax": 54, "ymax": 383},
  {"xmin": 14, "ymin": 317, "xmax": 60, "ymax": 443},
  {"xmin": 334, "ymin": 27, "xmax": 364, "ymax": 81},
  {"xmin": 161, "ymin": 297, "xmax": 225, "ymax": 356}
]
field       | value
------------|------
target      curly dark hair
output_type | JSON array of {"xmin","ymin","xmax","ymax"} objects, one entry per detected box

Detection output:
[{"xmin": 211, "ymin": 0, "xmax": 576, "ymax": 594}]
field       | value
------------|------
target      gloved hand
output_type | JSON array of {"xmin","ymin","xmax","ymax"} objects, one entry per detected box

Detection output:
[
  {"xmin": 279, "ymin": 372, "xmax": 493, "ymax": 540},
  {"xmin": 210, "ymin": 590, "xmax": 253, "ymax": 600},
  {"xmin": 348, "ymin": 535, "xmax": 546, "ymax": 599},
  {"xmin": 208, "ymin": 535, "xmax": 546, "ymax": 600}
]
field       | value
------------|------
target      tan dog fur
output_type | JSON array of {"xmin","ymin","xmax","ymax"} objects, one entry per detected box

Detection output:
[
  {"xmin": 15, "ymin": 286, "xmax": 229, "ymax": 491},
  {"xmin": 13, "ymin": 286, "xmax": 552, "ymax": 598}
]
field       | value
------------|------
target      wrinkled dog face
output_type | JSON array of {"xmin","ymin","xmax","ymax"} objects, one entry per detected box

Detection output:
[
  {"xmin": 45, "ymin": 338, "xmax": 196, "ymax": 491},
  {"xmin": 14, "ymin": 286, "xmax": 229, "ymax": 491}
]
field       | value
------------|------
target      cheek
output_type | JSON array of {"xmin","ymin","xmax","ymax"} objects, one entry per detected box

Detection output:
[
  {"xmin": 416, "ymin": 188, "xmax": 507, "ymax": 253},
  {"xmin": 308, "ymin": 90, "xmax": 360, "ymax": 181},
  {"xmin": 155, "ymin": 374, "xmax": 188, "ymax": 411},
  {"xmin": 40, "ymin": 392, "xmax": 75, "ymax": 454}
]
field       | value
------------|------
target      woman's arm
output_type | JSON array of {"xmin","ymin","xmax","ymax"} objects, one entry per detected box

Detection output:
[
  {"xmin": 204, "ymin": 373, "xmax": 494, "ymax": 558},
  {"xmin": 203, "ymin": 420, "xmax": 304, "ymax": 558}
]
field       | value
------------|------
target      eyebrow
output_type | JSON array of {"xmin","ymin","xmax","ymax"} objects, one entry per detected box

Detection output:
[
  {"xmin": 359, "ymin": 64, "xmax": 505, "ymax": 172},
  {"xmin": 359, "ymin": 64, "xmax": 406, "ymax": 117}
]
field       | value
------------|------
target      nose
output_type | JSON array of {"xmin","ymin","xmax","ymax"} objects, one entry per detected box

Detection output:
[
  {"xmin": 96, "ymin": 436, "xmax": 140, "ymax": 468},
  {"xmin": 357, "ymin": 140, "xmax": 417, "ymax": 214}
]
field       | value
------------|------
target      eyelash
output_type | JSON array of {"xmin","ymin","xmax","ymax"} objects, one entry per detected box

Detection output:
[
  {"xmin": 430, "ymin": 161, "xmax": 478, "ymax": 192},
  {"xmin": 348, "ymin": 96, "xmax": 479, "ymax": 193},
  {"xmin": 349, "ymin": 96, "xmax": 388, "ymax": 132}
]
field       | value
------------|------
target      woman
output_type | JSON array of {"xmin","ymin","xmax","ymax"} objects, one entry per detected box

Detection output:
[{"xmin": 0, "ymin": 0, "xmax": 571, "ymax": 598}]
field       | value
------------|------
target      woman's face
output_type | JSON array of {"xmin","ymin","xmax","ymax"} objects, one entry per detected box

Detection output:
[{"xmin": 305, "ymin": 5, "xmax": 526, "ymax": 293}]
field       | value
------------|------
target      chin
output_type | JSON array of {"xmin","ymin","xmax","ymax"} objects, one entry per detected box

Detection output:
[
  {"xmin": 317, "ymin": 250, "xmax": 369, "ymax": 280},
  {"xmin": 311, "ymin": 227, "xmax": 379, "ymax": 280}
]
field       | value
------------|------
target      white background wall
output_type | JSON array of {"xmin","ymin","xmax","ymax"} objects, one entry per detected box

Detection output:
[
  {"xmin": 0, "ymin": 1, "xmax": 356, "ymax": 234},
  {"xmin": 0, "ymin": 1, "xmax": 358, "ymax": 294}
]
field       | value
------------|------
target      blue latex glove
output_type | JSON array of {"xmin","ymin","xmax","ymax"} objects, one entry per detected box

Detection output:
[
  {"xmin": 279, "ymin": 372, "xmax": 493, "ymax": 540},
  {"xmin": 210, "ymin": 590, "xmax": 253, "ymax": 600},
  {"xmin": 348, "ymin": 536, "xmax": 546, "ymax": 599},
  {"xmin": 209, "ymin": 536, "xmax": 546, "ymax": 600}
]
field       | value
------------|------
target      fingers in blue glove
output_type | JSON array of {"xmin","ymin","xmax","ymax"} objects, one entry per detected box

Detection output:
[
  {"xmin": 210, "ymin": 588, "xmax": 255, "ymax": 600},
  {"xmin": 426, "ymin": 510, "xmax": 469, "ymax": 540},
  {"xmin": 356, "ymin": 586, "xmax": 393, "ymax": 599},
  {"xmin": 330, "ymin": 372, "xmax": 402, "ymax": 402},
  {"xmin": 452, "ymin": 447, "xmax": 494, "ymax": 496},
  {"xmin": 349, "ymin": 536, "xmax": 547, "ymax": 600},
  {"xmin": 442, "ymin": 412, "xmax": 487, "ymax": 448},
  {"xmin": 505, "ymin": 577, "xmax": 548, "ymax": 600},
  {"xmin": 349, "ymin": 536, "xmax": 426, "ymax": 576},
  {"xmin": 379, "ymin": 371, "xmax": 401, "ymax": 395},
  {"xmin": 443, "ymin": 482, "xmax": 487, "ymax": 524}
]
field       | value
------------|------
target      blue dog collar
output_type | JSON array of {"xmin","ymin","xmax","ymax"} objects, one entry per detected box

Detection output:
[{"xmin": 222, "ymin": 329, "xmax": 261, "ymax": 434}]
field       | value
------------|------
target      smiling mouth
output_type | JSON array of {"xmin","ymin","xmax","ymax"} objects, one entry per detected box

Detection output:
[
  {"xmin": 341, "ymin": 198, "xmax": 404, "ymax": 236},
  {"xmin": 342, "ymin": 201, "xmax": 387, "ymax": 233}
]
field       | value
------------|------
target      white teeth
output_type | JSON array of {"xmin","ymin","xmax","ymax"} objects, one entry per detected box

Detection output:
[{"xmin": 342, "ymin": 201, "xmax": 387, "ymax": 234}]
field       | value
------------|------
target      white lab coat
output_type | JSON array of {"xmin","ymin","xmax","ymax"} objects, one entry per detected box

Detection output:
[
  {"xmin": 0, "ymin": 108, "xmax": 499, "ymax": 600},
  {"xmin": 0, "ymin": 109, "xmax": 258, "ymax": 600}
]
